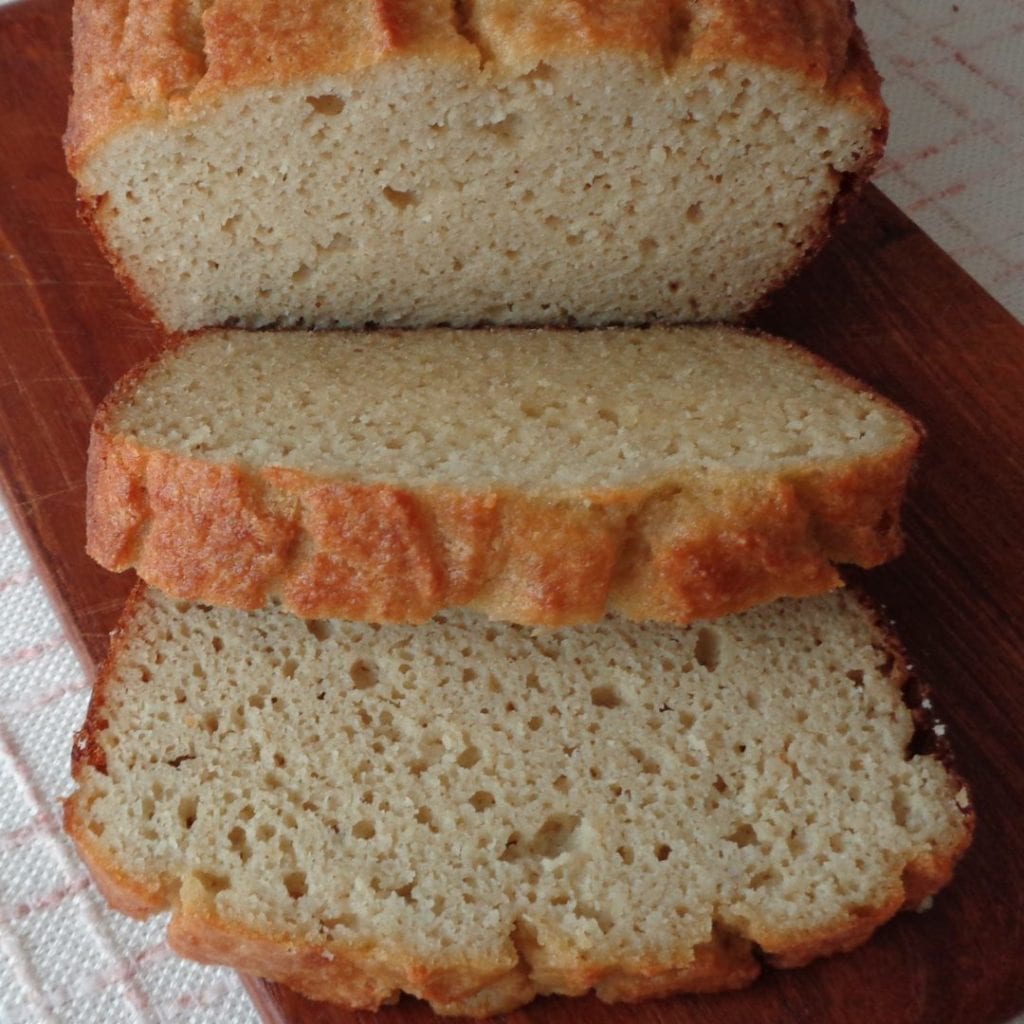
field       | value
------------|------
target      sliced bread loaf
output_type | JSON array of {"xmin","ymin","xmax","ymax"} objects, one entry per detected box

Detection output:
[
  {"xmin": 87, "ymin": 326, "xmax": 920, "ymax": 626},
  {"xmin": 66, "ymin": 587, "xmax": 972, "ymax": 1016},
  {"xmin": 66, "ymin": 0, "xmax": 885, "ymax": 330}
]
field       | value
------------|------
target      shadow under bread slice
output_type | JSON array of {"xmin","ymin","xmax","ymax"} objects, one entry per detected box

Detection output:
[
  {"xmin": 87, "ymin": 325, "xmax": 920, "ymax": 626},
  {"xmin": 65, "ymin": 587, "xmax": 971, "ymax": 1017}
]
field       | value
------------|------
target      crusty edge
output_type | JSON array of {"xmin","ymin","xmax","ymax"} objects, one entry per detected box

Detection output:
[
  {"xmin": 64, "ymin": 585, "xmax": 177, "ymax": 920},
  {"xmin": 85, "ymin": 332, "xmax": 920, "ymax": 626},
  {"xmin": 72, "ymin": 190, "xmax": 169, "ymax": 329},
  {"xmin": 64, "ymin": 584, "xmax": 974, "ymax": 1015},
  {"xmin": 741, "ymin": 22, "xmax": 889, "ymax": 325},
  {"xmin": 66, "ymin": 0, "xmax": 884, "ymax": 171},
  {"xmin": 729, "ymin": 588, "xmax": 972, "ymax": 974}
]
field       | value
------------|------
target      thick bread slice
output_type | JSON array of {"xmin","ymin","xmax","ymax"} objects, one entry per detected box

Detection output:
[
  {"xmin": 66, "ymin": 0, "xmax": 885, "ymax": 330},
  {"xmin": 87, "ymin": 326, "xmax": 920, "ymax": 626},
  {"xmin": 66, "ymin": 588, "xmax": 972, "ymax": 1016}
]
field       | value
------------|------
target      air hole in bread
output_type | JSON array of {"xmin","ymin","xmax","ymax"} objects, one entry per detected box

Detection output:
[
  {"xmin": 470, "ymin": 791, "xmax": 495, "ymax": 812},
  {"xmin": 630, "ymin": 748, "xmax": 661, "ymax": 775},
  {"xmin": 481, "ymin": 113, "xmax": 519, "ymax": 141},
  {"xmin": 284, "ymin": 871, "xmax": 308, "ymax": 898},
  {"xmin": 591, "ymin": 686, "xmax": 621, "ymax": 709},
  {"xmin": 457, "ymin": 745, "xmax": 481, "ymax": 769},
  {"xmin": 531, "ymin": 814, "xmax": 581, "ymax": 858},
  {"xmin": 349, "ymin": 659, "xmax": 379, "ymax": 690},
  {"xmin": 694, "ymin": 628, "xmax": 720, "ymax": 671},
  {"xmin": 382, "ymin": 186, "xmax": 417, "ymax": 210},
  {"xmin": 522, "ymin": 61, "xmax": 557, "ymax": 84},
  {"xmin": 195, "ymin": 870, "xmax": 230, "ymax": 895},
  {"xmin": 228, "ymin": 826, "xmax": 252, "ymax": 863},
  {"xmin": 577, "ymin": 902, "xmax": 614, "ymax": 934},
  {"xmin": 305, "ymin": 94, "xmax": 345, "ymax": 116},
  {"xmin": 352, "ymin": 820, "xmax": 376, "ymax": 840},
  {"xmin": 499, "ymin": 832, "xmax": 522, "ymax": 862},
  {"xmin": 305, "ymin": 620, "xmax": 332, "ymax": 642},
  {"xmin": 725, "ymin": 823, "xmax": 757, "ymax": 848},
  {"xmin": 179, "ymin": 795, "xmax": 198, "ymax": 829}
]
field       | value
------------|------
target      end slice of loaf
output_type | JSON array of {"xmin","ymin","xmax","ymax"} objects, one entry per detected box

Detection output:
[
  {"xmin": 66, "ymin": 0, "xmax": 885, "ymax": 330},
  {"xmin": 87, "ymin": 326, "xmax": 920, "ymax": 626},
  {"xmin": 66, "ymin": 588, "xmax": 972, "ymax": 1016}
]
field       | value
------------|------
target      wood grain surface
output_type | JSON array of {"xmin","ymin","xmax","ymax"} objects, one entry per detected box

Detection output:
[{"xmin": 2, "ymin": 2, "xmax": 1023, "ymax": 1023}]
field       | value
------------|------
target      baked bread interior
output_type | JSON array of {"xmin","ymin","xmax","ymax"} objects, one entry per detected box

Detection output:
[
  {"xmin": 66, "ymin": 0, "xmax": 886, "ymax": 330},
  {"xmin": 66, "ymin": 587, "xmax": 972, "ymax": 1016},
  {"xmin": 87, "ymin": 326, "xmax": 920, "ymax": 625}
]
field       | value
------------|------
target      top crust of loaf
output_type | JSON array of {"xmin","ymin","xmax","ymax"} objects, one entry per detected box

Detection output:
[{"xmin": 66, "ymin": 0, "xmax": 884, "ymax": 172}]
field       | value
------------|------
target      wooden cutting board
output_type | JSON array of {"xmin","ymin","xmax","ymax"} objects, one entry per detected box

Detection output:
[{"xmin": 2, "ymin": 2, "xmax": 1023, "ymax": 1022}]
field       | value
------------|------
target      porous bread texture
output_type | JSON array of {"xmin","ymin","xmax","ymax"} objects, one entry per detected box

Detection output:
[
  {"xmin": 66, "ymin": 588, "xmax": 973, "ymax": 1016},
  {"xmin": 87, "ymin": 326, "xmax": 921, "ymax": 626},
  {"xmin": 66, "ymin": 0, "xmax": 886, "ymax": 331}
]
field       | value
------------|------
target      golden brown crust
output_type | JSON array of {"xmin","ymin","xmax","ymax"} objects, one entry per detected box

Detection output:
[
  {"xmin": 66, "ymin": 0, "xmax": 885, "ymax": 172},
  {"xmin": 84, "ymin": 325, "xmax": 920, "ymax": 625},
  {"xmin": 86, "ymin": 434, "xmax": 918, "ymax": 627}
]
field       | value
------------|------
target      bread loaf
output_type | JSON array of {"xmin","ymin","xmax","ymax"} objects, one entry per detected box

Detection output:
[
  {"xmin": 66, "ymin": 587, "xmax": 972, "ymax": 1016},
  {"xmin": 87, "ymin": 326, "xmax": 919, "ymax": 626},
  {"xmin": 66, "ymin": 0, "xmax": 885, "ymax": 331}
]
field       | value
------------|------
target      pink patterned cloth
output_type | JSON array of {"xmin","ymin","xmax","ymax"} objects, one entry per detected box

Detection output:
[
  {"xmin": 860, "ymin": 0, "xmax": 1023, "ymax": 317},
  {"xmin": 0, "ymin": 2, "xmax": 1020, "ymax": 1021}
]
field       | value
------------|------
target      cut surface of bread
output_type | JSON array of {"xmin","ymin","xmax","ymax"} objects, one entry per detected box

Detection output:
[
  {"xmin": 66, "ymin": 0, "xmax": 885, "ymax": 330},
  {"xmin": 66, "ymin": 588, "xmax": 972, "ymax": 1016},
  {"xmin": 87, "ymin": 326, "xmax": 920, "ymax": 626}
]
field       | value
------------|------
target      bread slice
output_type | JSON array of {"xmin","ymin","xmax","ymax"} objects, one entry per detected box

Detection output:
[
  {"xmin": 66, "ymin": 587, "xmax": 972, "ymax": 1016},
  {"xmin": 66, "ymin": 0, "xmax": 885, "ymax": 331},
  {"xmin": 87, "ymin": 326, "xmax": 920, "ymax": 627}
]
